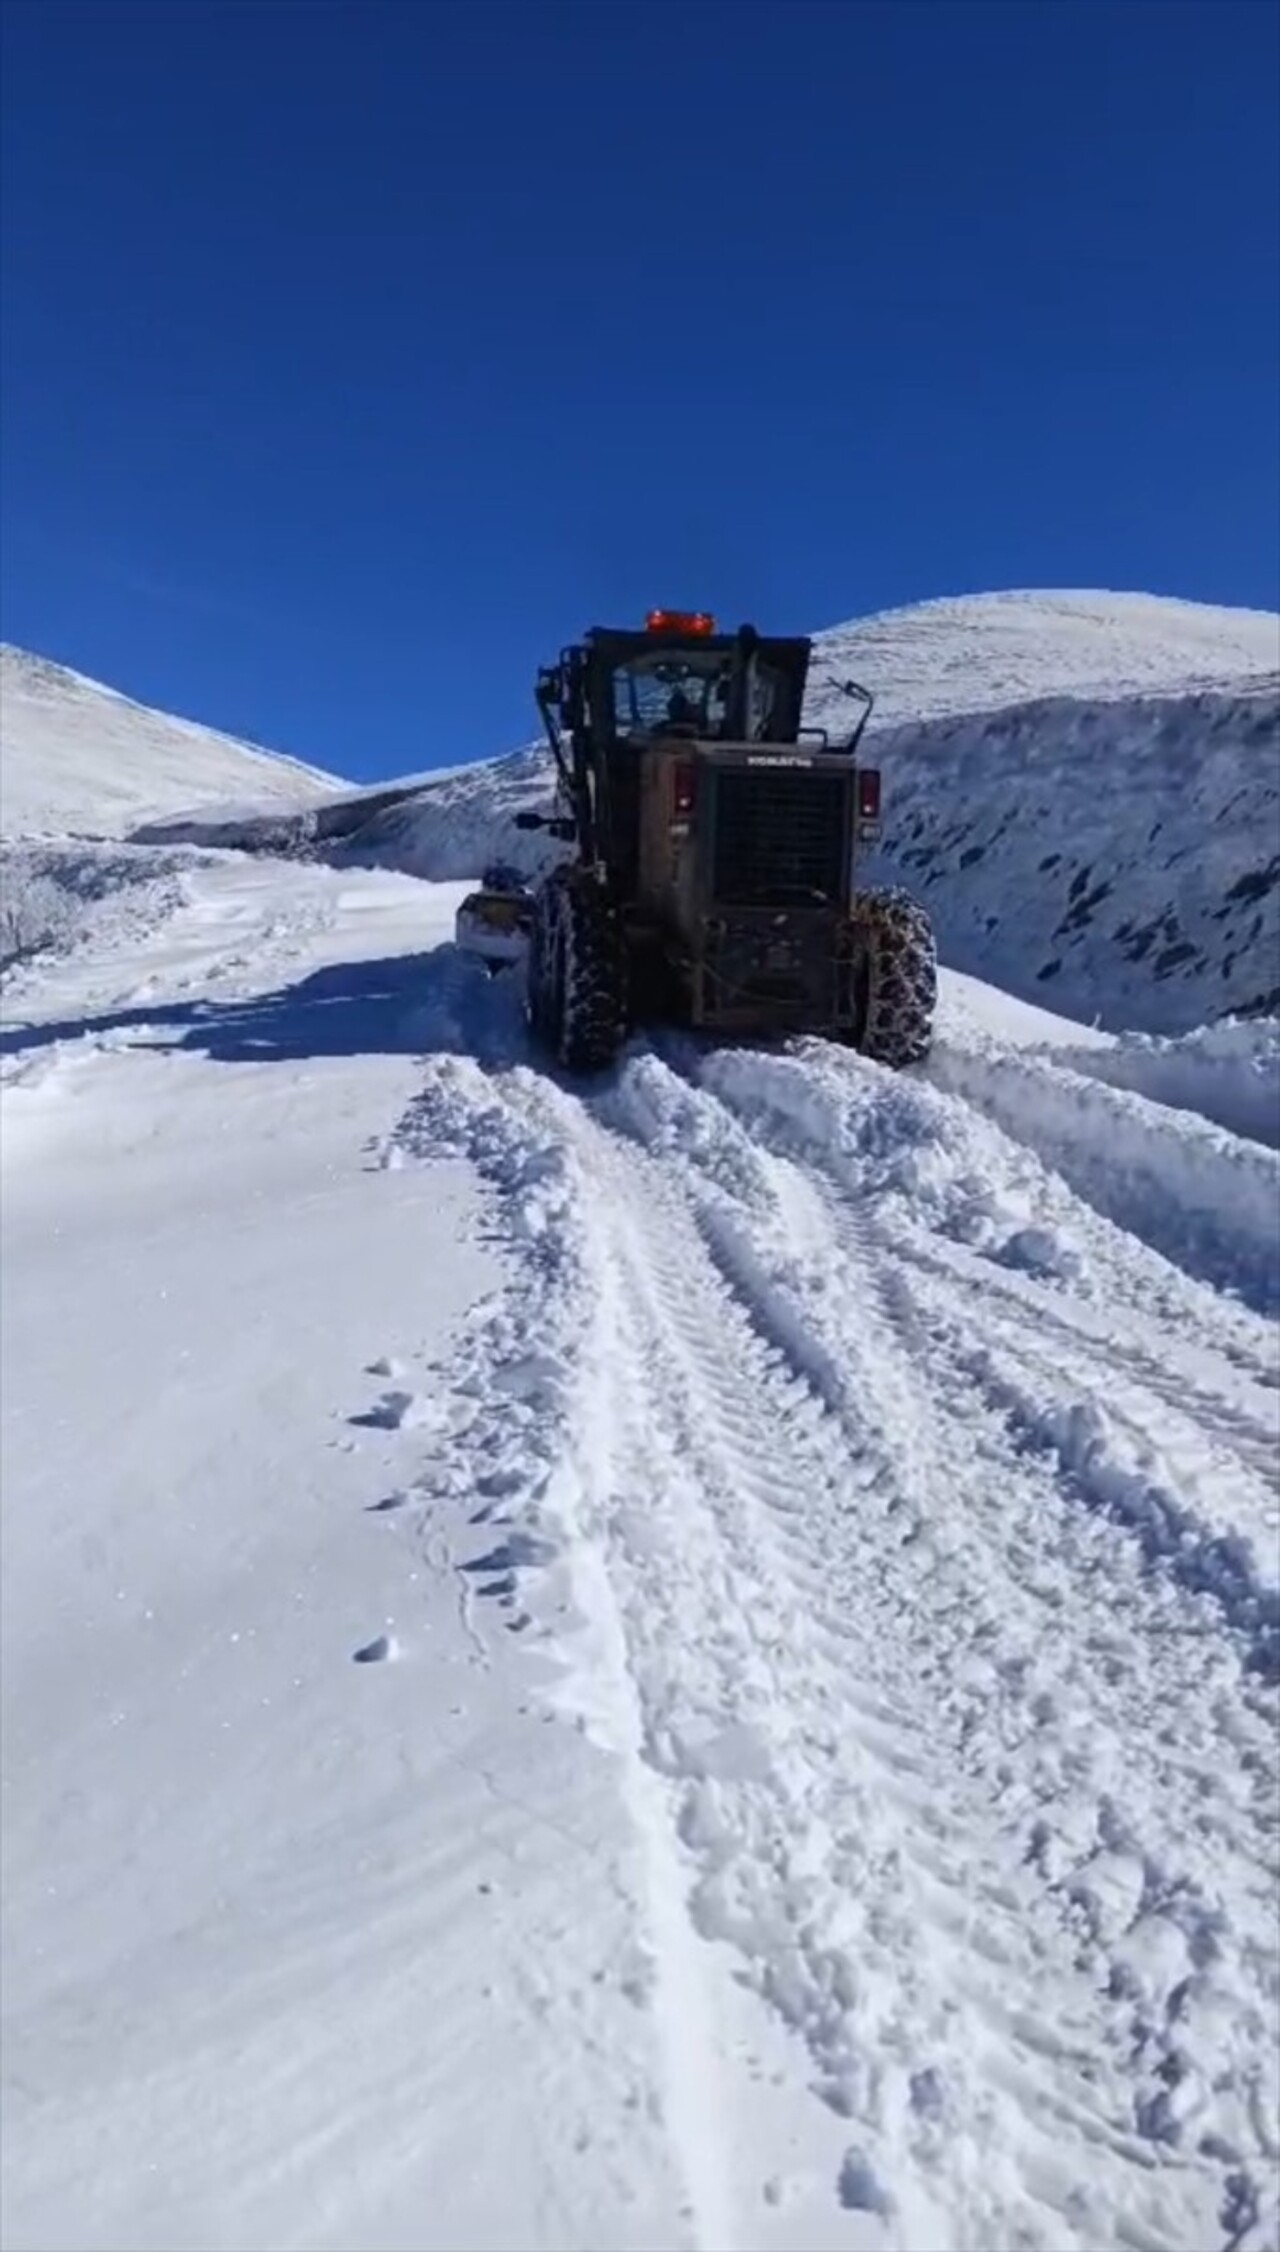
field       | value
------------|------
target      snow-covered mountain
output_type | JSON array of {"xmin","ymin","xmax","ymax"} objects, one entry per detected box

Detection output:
[
  {"xmin": 806, "ymin": 587, "xmax": 1279, "ymax": 724},
  {"xmin": 0, "ymin": 645, "xmax": 341, "ymax": 972},
  {"xmin": 0, "ymin": 644, "xmax": 338, "ymax": 838},
  {"xmin": 3, "ymin": 591, "xmax": 1278, "ymax": 2252}
]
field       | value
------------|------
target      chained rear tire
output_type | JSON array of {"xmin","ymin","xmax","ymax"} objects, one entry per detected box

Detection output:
[
  {"xmin": 851, "ymin": 886, "xmax": 936, "ymax": 1067},
  {"xmin": 527, "ymin": 869, "xmax": 627, "ymax": 1073}
]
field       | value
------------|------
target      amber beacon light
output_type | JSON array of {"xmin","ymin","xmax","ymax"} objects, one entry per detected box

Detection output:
[{"xmin": 645, "ymin": 609, "xmax": 716, "ymax": 635}]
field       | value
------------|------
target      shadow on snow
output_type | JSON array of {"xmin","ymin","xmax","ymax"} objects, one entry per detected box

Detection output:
[{"xmin": 0, "ymin": 947, "xmax": 526, "ymax": 1069}]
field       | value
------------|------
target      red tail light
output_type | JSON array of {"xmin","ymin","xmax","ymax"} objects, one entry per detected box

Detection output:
[
  {"xmin": 857, "ymin": 767, "xmax": 881, "ymax": 819},
  {"xmin": 673, "ymin": 763, "xmax": 697, "ymax": 816}
]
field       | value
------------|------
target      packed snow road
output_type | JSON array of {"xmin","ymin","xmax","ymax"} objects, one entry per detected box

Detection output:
[{"xmin": 2, "ymin": 856, "xmax": 1277, "ymax": 2252}]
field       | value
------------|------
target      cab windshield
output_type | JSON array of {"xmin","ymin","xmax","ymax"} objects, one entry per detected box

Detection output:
[{"xmin": 611, "ymin": 650, "xmax": 782, "ymax": 742}]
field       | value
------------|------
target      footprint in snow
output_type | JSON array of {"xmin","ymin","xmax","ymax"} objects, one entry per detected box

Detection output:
[
  {"xmin": 351, "ymin": 1389, "xmax": 478, "ymax": 1435},
  {"xmin": 366, "ymin": 1490, "xmax": 412, "ymax": 1515},
  {"xmin": 365, "ymin": 1355, "xmax": 404, "ymax": 1379},
  {"xmin": 352, "ymin": 1632, "xmax": 398, "ymax": 1665},
  {"xmin": 349, "ymin": 1388, "xmax": 421, "ymax": 1430},
  {"xmin": 478, "ymin": 1573, "xmax": 519, "ymax": 1601},
  {"xmin": 474, "ymin": 1465, "xmax": 527, "ymax": 1504},
  {"xmin": 838, "ymin": 2149, "xmax": 893, "ymax": 2218},
  {"xmin": 762, "ymin": 2176, "xmax": 801, "ymax": 2210},
  {"xmin": 462, "ymin": 1533, "xmax": 558, "ymax": 1576}
]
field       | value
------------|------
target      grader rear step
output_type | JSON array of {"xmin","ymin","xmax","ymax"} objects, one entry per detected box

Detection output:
[{"xmin": 501, "ymin": 609, "xmax": 937, "ymax": 1072}]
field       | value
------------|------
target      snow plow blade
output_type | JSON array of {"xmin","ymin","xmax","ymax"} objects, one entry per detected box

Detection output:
[{"xmin": 455, "ymin": 885, "xmax": 532, "ymax": 970}]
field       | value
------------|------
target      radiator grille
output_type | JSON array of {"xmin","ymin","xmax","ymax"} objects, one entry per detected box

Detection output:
[{"xmin": 712, "ymin": 770, "xmax": 848, "ymax": 906}]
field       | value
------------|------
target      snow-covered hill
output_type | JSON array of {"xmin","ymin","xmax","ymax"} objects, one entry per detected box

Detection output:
[
  {"xmin": 862, "ymin": 678, "xmax": 1279, "ymax": 1029},
  {"xmin": 806, "ymin": 587, "xmax": 1279, "ymax": 726},
  {"xmin": 0, "ymin": 644, "xmax": 338, "ymax": 838}
]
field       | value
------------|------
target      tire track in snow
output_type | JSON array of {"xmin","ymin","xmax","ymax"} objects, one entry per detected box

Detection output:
[
  {"xmin": 690, "ymin": 1043, "xmax": 1279, "ymax": 1673},
  {"xmin": 527, "ymin": 1080, "xmax": 1147, "ymax": 2251},
  {"xmin": 607, "ymin": 1045, "xmax": 1278, "ymax": 2247},
  {"xmin": 706, "ymin": 1035, "xmax": 1277, "ymax": 1379},
  {"xmin": 924, "ymin": 1293, "xmax": 1279, "ymax": 1681},
  {"xmin": 680, "ymin": 1039, "xmax": 1279, "ymax": 1803},
  {"xmin": 871, "ymin": 1222, "xmax": 1279, "ymax": 1489},
  {"xmin": 393, "ymin": 1033, "xmax": 1278, "ymax": 2251},
  {"xmin": 392, "ymin": 1053, "xmax": 740, "ymax": 2252}
]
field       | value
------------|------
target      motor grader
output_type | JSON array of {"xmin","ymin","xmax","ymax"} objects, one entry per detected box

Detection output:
[{"xmin": 462, "ymin": 608, "xmax": 936, "ymax": 1072}]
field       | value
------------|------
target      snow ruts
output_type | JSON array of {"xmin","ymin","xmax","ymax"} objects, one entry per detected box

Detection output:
[{"xmin": 393, "ymin": 995, "xmax": 1279, "ymax": 2252}]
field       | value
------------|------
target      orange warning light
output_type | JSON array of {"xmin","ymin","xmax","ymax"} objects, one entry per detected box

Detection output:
[{"xmin": 645, "ymin": 609, "xmax": 716, "ymax": 636}]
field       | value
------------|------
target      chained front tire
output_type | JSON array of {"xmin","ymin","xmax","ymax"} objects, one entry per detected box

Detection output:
[
  {"xmin": 527, "ymin": 870, "xmax": 627, "ymax": 1073},
  {"xmin": 851, "ymin": 885, "xmax": 936, "ymax": 1067}
]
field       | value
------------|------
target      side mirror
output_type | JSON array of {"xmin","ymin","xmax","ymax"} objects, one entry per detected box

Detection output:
[{"xmin": 513, "ymin": 810, "xmax": 547, "ymax": 830}]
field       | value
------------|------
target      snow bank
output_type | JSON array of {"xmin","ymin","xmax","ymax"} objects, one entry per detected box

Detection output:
[
  {"xmin": 861, "ymin": 681, "xmax": 1279, "ymax": 1033},
  {"xmin": 927, "ymin": 1028, "xmax": 1280, "ymax": 1313},
  {"xmin": 0, "ymin": 840, "xmax": 199, "ymax": 978},
  {"xmin": 813, "ymin": 595, "xmax": 1280, "ymax": 1033},
  {"xmin": 1034, "ymin": 1015, "xmax": 1280, "ymax": 1148}
]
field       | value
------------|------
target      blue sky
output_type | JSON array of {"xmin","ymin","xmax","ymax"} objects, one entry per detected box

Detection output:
[{"xmin": 2, "ymin": 0, "xmax": 1277, "ymax": 784}]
